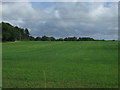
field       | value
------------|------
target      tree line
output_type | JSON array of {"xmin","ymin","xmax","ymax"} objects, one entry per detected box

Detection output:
[
  {"xmin": 2, "ymin": 22, "xmax": 30, "ymax": 41},
  {"xmin": 2, "ymin": 22, "xmax": 96, "ymax": 42},
  {"xmin": 34, "ymin": 36, "xmax": 94, "ymax": 41}
]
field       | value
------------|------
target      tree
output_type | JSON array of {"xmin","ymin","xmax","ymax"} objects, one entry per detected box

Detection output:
[
  {"xmin": 29, "ymin": 36, "xmax": 35, "ymax": 41},
  {"xmin": 35, "ymin": 37, "xmax": 41, "ymax": 41},
  {"xmin": 77, "ymin": 37, "xmax": 94, "ymax": 41},
  {"xmin": 25, "ymin": 28, "xmax": 30, "ymax": 40},
  {"xmin": 1, "ymin": 22, "xmax": 96, "ymax": 42},
  {"xmin": 2, "ymin": 22, "xmax": 30, "ymax": 41},
  {"xmin": 56, "ymin": 38, "xmax": 64, "ymax": 41},
  {"xmin": 64, "ymin": 37, "xmax": 77, "ymax": 41},
  {"xmin": 49, "ymin": 37, "xmax": 55, "ymax": 41},
  {"xmin": 41, "ymin": 36, "xmax": 48, "ymax": 41}
]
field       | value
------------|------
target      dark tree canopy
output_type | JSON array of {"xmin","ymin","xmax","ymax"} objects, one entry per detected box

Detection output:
[
  {"xmin": 1, "ymin": 22, "xmax": 97, "ymax": 42},
  {"xmin": 2, "ymin": 22, "xmax": 30, "ymax": 41}
]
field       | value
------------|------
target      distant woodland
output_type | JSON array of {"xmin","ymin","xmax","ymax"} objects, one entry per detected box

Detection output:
[{"xmin": 1, "ymin": 22, "xmax": 106, "ymax": 42}]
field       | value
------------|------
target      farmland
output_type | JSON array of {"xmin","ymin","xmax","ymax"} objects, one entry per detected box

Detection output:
[{"xmin": 2, "ymin": 41, "xmax": 118, "ymax": 88}]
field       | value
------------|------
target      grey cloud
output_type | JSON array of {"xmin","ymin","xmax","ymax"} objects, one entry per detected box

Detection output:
[{"xmin": 1, "ymin": 2, "xmax": 118, "ymax": 40}]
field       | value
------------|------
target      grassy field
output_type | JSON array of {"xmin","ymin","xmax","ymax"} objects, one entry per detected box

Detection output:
[{"xmin": 2, "ymin": 41, "xmax": 118, "ymax": 88}]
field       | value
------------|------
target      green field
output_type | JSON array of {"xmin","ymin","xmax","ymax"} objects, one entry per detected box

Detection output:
[{"xmin": 3, "ymin": 41, "xmax": 118, "ymax": 88}]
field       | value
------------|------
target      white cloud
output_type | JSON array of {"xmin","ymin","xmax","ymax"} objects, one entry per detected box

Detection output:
[
  {"xmin": 54, "ymin": 10, "xmax": 61, "ymax": 19},
  {"xmin": 1, "ymin": 2, "xmax": 118, "ymax": 40},
  {"xmin": 0, "ymin": 2, "xmax": 2, "ymax": 22},
  {"xmin": 2, "ymin": 2, "xmax": 39, "ymax": 20},
  {"xmin": 2, "ymin": 0, "xmax": 119, "ymax": 2}
]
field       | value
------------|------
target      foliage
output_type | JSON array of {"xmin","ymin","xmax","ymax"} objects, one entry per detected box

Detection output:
[
  {"xmin": 2, "ymin": 22, "xmax": 96, "ymax": 42},
  {"xmin": 2, "ymin": 22, "xmax": 30, "ymax": 41}
]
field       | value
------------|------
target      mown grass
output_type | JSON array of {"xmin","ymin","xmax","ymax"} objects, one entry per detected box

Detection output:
[{"xmin": 2, "ymin": 41, "xmax": 118, "ymax": 88}]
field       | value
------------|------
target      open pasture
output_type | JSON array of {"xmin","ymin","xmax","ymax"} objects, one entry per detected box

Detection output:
[{"xmin": 2, "ymin": 41, "xmax": 118, "ymax": 88}]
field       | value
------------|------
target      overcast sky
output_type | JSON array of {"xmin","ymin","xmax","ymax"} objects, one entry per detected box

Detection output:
[{"xmin": 1, "ymin": 2, "xmax": 118, "ymax": 40}]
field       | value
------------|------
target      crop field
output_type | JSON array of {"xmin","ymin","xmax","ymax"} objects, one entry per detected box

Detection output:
[{"xmin": 2, "ymin": 41, "xmax": 118, "ymax": 88}]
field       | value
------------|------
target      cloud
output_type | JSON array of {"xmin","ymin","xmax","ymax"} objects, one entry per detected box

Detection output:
[
  {"xmin": 2, "ymin": 2, "xmax": 39, "ymax": 21},
  {"xmin": 0, "ymin": 3, "xmax": 2, "ymax": 21},
  {"xmin": 2, "ymin": 0, "xmax": 119, "ymax": 2},
  {"xmin": 1, "ymin": 2, "xmax": 118, "ymax": 40}
]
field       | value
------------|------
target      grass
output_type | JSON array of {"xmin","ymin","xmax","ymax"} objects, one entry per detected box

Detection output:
[
  {"xmin": 2, "ymin": 41, "xmax": 118, "ymax": 88},
  {"xmin": 0, "ymin": 42, "xmax": 2, "ymax": 88}
]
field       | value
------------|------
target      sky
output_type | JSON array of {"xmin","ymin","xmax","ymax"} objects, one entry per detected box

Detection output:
[{"xmin": 0, "ymin": 2, "xmax": 118, "ymax": 40}]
